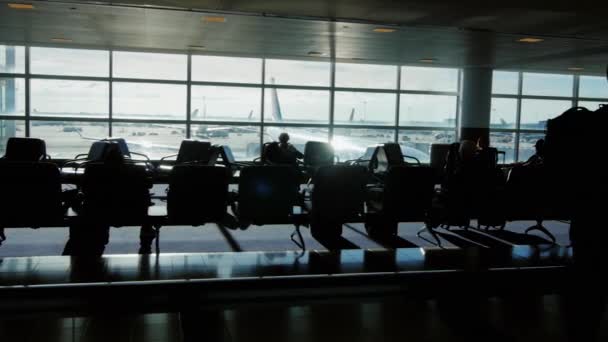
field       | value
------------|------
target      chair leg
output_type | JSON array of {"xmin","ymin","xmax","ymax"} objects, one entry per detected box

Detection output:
[
  {"xmin": 154, "ymin": 225, "xmax": 161, "ymax": 255},
  {"xmin": 290, "ymin": 225, "xmax": 306, "ymax": 254},
  {"xmin": 525, "ymin": 222, "xmax": 556, "ymax": 244},
  {"xmin": 417, "ymin": 225, "xmax": 441, "ymax": 246}
]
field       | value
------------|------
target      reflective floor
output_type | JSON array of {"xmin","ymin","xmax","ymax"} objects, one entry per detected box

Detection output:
[{"xmin": 1, "ymin": 295, "xmax": 607, "ymax": 342}]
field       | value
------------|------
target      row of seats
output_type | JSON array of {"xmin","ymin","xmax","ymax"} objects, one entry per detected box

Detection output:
[{"xmin": 0, "ymin": 136, "xmax": 562, "ymax": 249}]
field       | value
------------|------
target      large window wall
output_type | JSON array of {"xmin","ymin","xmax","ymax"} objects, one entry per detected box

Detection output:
[
  {"xmin": 1, "ymin": 44, "xmax": 460, "ymax": 161},
  {"xmin": 490, "ymin": 71, "xmax": 608, "ymax": 163}
]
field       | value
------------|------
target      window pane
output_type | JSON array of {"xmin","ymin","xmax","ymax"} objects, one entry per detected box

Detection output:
[
  {"xmin": 490, "ymin": 132, "xmax": 516, "ymax": 164},
  {"xmin": 0, "ymin": 78, "xmax": 25, "ymax": 116},
  {"xmin": 31, "ymin": 79, "xmax": 109, "ymax": 118},
  {"xmin": 192, "ymin": 124, "xmax": 260, "ymax": 161},
  {"xmin": 578, "ymin": 101, "xmax": 606, "ymax": 111},
  {"xmin": 520, "ymin": 99, "xmax": 572, "ymax": 130},
  {"xmin": 191, "ymin": 86, "xmax": 261, "ymax": 122},
  {"xmin": 30, "ymin": 121, "xmax": 109, "ymax": 159},
  {"xmin": 490, "ymin": 97, "xmax": 517, "ymax": 129},
  {"xmin": 265, "ymin": 59, "xmax": 330, "ymax": 87},
  {"xmin": 335, "ymin": 63, "xmax": 397, "ymax": 89},
  {"xmin": 579, "ymin": 76, "xmax": 608, "ymax": 99},
  {"xmin": 401, "ymin": 67, "xmax": 458, "ymax": 92},
  {"xmin": 399, "ymin": 129, "xmax": 455, "ymax": 163},
  {"xmin": 113, "ymin": 51, "xmax": 187, "ymax": 80},
  {"xmin": 399, "ymin": 94, "xmax": 457, "ymax": 127},
  {"xmin": 492, "ymin": 71, "xmax": 518, "ymax": 95},
  {"xmin": 334, "ymin": 92, "xmax": 396, "ymax": 125},
  {"xmin": 264, "ymin": 88, "xmax": 329, "ymax": 124},
  {"xmin": 112, "ymin": 123, "xmax": 184, "ymax": 159},
  {"xmin": 0, "ymin": 45, "xmax": 25, "ymax": 73},
  {"xmin": 522, "ymin": 73, "xmax": 573, "ymax": 97},
  {"xmin": 519, "ymin": 132, "xmax": 546, "ymax": 162},
  {"xmin": 30, "ymin": 47, "xmax": 108, "ymax": 77},
  {"xmin": 191, "ymin": 56, "xmax": 261, "ymax": 83},
  {"xmin": 332, "ymin": 128, "xmax": 394, "ymax": 162},
  {"xmin": 113, "ymin": 82, "xmax": 186, "ymax": 120},
  {"xmin": 0, "ymin": 120, "xmax": 26, "ymax": 155}
]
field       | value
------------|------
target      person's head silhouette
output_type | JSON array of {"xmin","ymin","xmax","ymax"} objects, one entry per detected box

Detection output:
[
  {"xmin": 278, "ymin": 132, "xmax": 290, "ymax": 145},
  {"xmin": 535, "ymin": 139, "xmax": 545, "ymax": 157}
]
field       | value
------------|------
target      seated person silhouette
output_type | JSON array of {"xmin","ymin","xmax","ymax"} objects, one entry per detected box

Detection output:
[
  {"xmin": 523, "ymin": 139, "xmax": 544, "ymax": 167},
  {"xmin": 273, "ymin": 132, "xmax": 304, "ymax": 165}
]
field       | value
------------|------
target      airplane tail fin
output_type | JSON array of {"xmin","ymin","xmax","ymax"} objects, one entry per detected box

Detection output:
[
  {"xmin": 500, "ymin": 118, "xmax": 507, "ymax": 126},
  {"xmin": 191, "ymin": 108, "xmax": 199, "ymax": 119},
  {"xmin": 349, "ymin": 108, "xmax": 355, "ymax": 122},
  {"xmin": 270, "ymin": 77, "xmax": 283, "ymax": 122},
  {"xmin": 248, "ymin": 110, "xmax": 254, "ymax": 120}
]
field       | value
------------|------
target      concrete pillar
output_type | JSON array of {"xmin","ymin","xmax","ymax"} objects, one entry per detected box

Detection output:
[{"xmin": 459, "ymin": 67, "xmax": 493, "ymax": 144}]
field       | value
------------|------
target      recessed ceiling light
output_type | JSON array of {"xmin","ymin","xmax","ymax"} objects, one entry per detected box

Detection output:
[
  {"xmin": 202, "ymin": 16, "xmax": 226, "ymax": 23},
  {"xmin": 7, "ymin": 3, "xmax": 34, "ymax": 9},
  {"xmin": 517, "ymin": 37, "xmax": 544, "ymax": 43},
  {"xmin": 188, "ymin": 45, "xmax": 206, "ymax": 50},
  {"xmin": 51, "ymin": 37, "xmax": 72, "ymax": 43},
  {"xmin": 373, "ymin": 27, "xmax": 396, "ymax": 33},
  {"xmin": 307, "ymin": 51, "xmax": 324, "ymax": 56},
  {"xmin": 568, "ymin": 67, "xmax": 584, "ymax": 71},
  {"xmin": 419, "ymin": 58, "xmax": 436, "ymax": 63}
]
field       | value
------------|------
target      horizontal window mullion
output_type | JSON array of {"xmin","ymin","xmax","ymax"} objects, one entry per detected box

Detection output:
[
  {"xmin": 190, "ymin": 81, "xmax": 262, "ymax": 88},
  {"xmin": 331, "ymin": 123, "xmax": 397, "ymax": 130},
  {"xmin": 0, "ymin": 115, "xmax": 26, "ymax": 120},
  {"xmin": 28, "ymin": 74, "xmax": 109, "ymax": 82},
  {"xmin": 29, "ymin": 116, "xmax": 109, "ymax": 123},
  {"xmin": 334, "ymin": 87, "xmax": 398, "ymax": 94},
  {"xmin": 0, "ymin": 72, "xmax": 25, "ymax": 78},
  {"xmin": 112, "ymin": 118, "xmax": 187, "ymax": 125},
  {"xmin": 576, "ymin": 96, "xmax": 608, "ymax": 102},
  {"xmin": 399, "ymin": 90, "xmax": 459, "ymax": 96},
  {"xmin": 264, "ymin": 84, "xmax": 330, "ymax": 91},
  {"xmin": 190, "ymin": 120, "xmax": 261, "ymax": 126},
  {"xmin": 112, "ymin": 77, "xmax": 187, "ymax": 85},
  {"xmin": 263, "ymin": 122, "xmax": 330, "ymax": 129},
  {"xmin": 397, "ymin": 126, "xmax": 457, "ymax": 131}
]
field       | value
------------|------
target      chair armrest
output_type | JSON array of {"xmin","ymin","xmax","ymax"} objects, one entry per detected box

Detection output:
[
  {"xmin": 404, "ymin": 155, "xmax": 421, "ymax": 165},
  {"xmin": 130, "ymin": 151, "xmax": 151, "ymax": 161},
  {"xmin": 160, "ymin": 154, "xmax": 178, "ymax": 162}
]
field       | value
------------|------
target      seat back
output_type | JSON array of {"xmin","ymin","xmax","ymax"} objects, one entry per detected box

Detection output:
[
  {"xmin": 383, "ymin": 166, "xmax": 434, "ymax": 222},
  {"xmin": 104, "ymin": 138, "xmax": 130, "ymax": 157},
  {"xmin": 0, "ymin": 161, "xmax": 64, "ymax": 227},
  {"xmin": 312, "ymin": 165, "xmax": 367, "ymax": 223},
  {"xmin": 3, "ymin": 137, "xmax": 47, "ymax": 162},
  {"xmin": 303, "ymin": 141, "xmax": 334, "ymax": 168},
  {"xmin": 237, "ymin": 166, "xmax": 299, "ymax": 224},
  {"xmin": 167, "ymin": 165, "xmax": 229, "ymax": 224},
  {"xmin": 176, "ymin": 140, "xmax": 212, "ymax": 164},
  {"xmin": 87, "ymin": 141, "xmax": 114, "ymax": 161},
  {"xmin": 382, "ymin": 143, "xmax": 405, "ymax": 166},
  {"xmin": 261, "ymin": 142, "xmax": 298, "ymax": 165},
  {"xmin": 81, "ymin": 162, "xmax": 151, "ymax": 225},
  {"xmin": 430, "ymin": 143, "xmax": 451, "ymax": 179}
]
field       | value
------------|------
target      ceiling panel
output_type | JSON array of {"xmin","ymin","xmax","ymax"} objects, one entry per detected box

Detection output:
[{"xmin": 0, "ymin": 0, "xmax": 606, "ymax": 75}]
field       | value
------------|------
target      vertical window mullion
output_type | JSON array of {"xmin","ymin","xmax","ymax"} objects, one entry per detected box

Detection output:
[
  {"xmin": 394, "ymin": 66, "xmax": 401, "ymax": 143},
  {"xmin": 24, "ymin": 46, "xmax": 30, "ymax": 137},
  {"xmin": 186, "ymin": 54, "xmax": 192, "ymax": 139},
  {"xmin": 329, "ymin": 59, "xmax": 335, "ymax": 141},
  {"xmin": 109, "ymin": 50, "xmax": 113, "ymax": 137},
  {"xmin": 260, "ymin": 59, "xmax": 266, "ymax": 150},
  {"xmin": 514, "ymin": 72, "xmax": 523, "ymax": 162}
]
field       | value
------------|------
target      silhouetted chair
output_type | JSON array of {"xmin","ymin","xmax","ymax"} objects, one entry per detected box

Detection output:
[
  {"xmin": 234, "ymin": 165, "xmax": 300, "ymax": 226},
  {"xmin": 166, "ymin": 165, "xmax": 230, "ymax": 225},
  {"xmin": 366, "ymin": 166, "xmax": 437, "ymax": 242},
  {"xmin": 0, "ymin": 162, "xmax": 65, "ymax": 230},
  {"xmin": 80, "ymin": 160, "xmax": 152, "ymax": 227},
  {"xmin": 430, "ymin": 143, "xmax": 451, "ymax": 183},
  {"xmin": 303, "ymin": 141, "xmax": 334, "ymax": 169},
  {"xmin": 1, "ymin": 137, "xmax": 49, "ymax": 162},
  {"xmin": 504, "ymin": 165, "xmax": 555, "ymax": 243},
  {"xmin": 63, "ymin": 140, "xmax": 114, "ymax": 170},
  {"xmin": 308, "ymin": 165, "xmax": 367, "ymax": 241},
  {"xmin": 369, "ymin": 143, "xmax": 420, "ymax": 176},
  {"xmin": 158, "ymin": 140, "xmax": 215, "ymax": 180}
]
